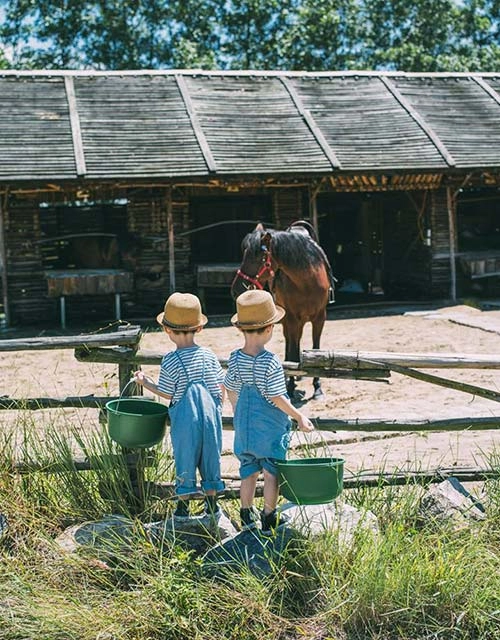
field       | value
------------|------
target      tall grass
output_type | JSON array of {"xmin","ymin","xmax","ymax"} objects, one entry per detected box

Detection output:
[{"xmin": 1, "ymin": 415, "xmax": 500, "ymax": 639}]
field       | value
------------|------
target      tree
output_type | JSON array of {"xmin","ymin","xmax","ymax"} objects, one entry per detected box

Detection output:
[
  {"xmin": 280, "ymin": 0, "xmax": 362, "ymax": 71},
  {"xmin": 215, "ymin": 0, "xmax": 296, "ymax": 70},
  {"xmin": 0, "ymin": 0, "xmax": 498, "ymax": 71},
  {"xmin": 0, "ymin": 48, "xmax": 9, "ymax": 69},
  {"xmin": 358, "ymin": 0, "xmax": 463, "ymax": 71},
  {"xmin": 454, "ymin": 0, "xmax": 500, "ymax": 70},
  {"xmin": 0, "ymin": 0, "xmax": 220, "ymax": 69}
]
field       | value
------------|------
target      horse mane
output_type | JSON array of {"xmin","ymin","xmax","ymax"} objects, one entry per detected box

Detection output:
[{"xmin": 244, "ymin": 228, "xmax": 326, "ymax": 271}]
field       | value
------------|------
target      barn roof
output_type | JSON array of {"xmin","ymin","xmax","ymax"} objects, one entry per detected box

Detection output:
[{"xmin": 1, "ymin": 69, "xmax": 500, "ymax": 181}]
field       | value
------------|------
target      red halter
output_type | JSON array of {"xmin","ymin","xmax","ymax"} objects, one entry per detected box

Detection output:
[{"xmin": 232, "ymin": 247, "xmax": 274, "ymax": 290}]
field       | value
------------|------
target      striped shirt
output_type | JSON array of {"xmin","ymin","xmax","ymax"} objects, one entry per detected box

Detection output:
[
  {"xmin": 158, "ymin": 346, "xmax": 224, "ymax": 404},
  {"xmin": 224, "ymin": 349, "xmax": 287, "ymax": 404}
]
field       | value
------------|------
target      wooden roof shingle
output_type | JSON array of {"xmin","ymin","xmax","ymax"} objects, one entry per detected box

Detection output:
[{"xmin": 0, "ymin": 70, "xmax": 500, "ymax": 181}]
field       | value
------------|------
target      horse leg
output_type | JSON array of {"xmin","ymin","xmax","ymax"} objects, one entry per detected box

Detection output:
[
  {"xmin": 283, "ymin": 318, "xmax": 303, "ymax": 402},
  {"xmin": 311, "ymin": 310, "xmax": 326, "ymax": 398}
]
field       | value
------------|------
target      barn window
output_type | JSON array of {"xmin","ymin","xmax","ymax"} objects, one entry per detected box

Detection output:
[
  {"xmin": 458, "ymin": 189, "xmax": 500, "ymax": 252},
  {"xmin": 39, "ymin": 201, "xmax": 129, "ymax": 270}
]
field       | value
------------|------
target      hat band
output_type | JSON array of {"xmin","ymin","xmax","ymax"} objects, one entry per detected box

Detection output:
[
  {"xmin": 236, "ymin": 315, "xmax": 278, "ymax": 327},
  {"xmin": 163, "ymin": 318, "xmax": 199, "ymax": 328}
]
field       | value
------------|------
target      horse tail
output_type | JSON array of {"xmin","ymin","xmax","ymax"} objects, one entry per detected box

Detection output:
[{"xmin": 317, "ymin": 244, "xmax": 336, "ymax": 304}]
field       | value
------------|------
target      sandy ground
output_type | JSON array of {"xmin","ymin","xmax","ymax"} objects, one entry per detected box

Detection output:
[{"xmin": 2, "ymin": 303, "xmax": 500, "ymax": 478}]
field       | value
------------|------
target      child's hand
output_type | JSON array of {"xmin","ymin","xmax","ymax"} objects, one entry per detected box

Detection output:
[
  {"xmin": 296, "ymin": 414, "xmax": 315, "ymax": 433},
  {"xmin": 133, "ymin": 371, "xmax": 151, "ymax": 387}
]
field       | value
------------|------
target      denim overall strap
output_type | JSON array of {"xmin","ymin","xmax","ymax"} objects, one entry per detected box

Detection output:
[
  {"xmin": 233, "ymin": 352, "xmax": 291, "ymax": 460},
  {"xmin": 168, "ymin": 350, "xmax": 224, "ymax": 495}
]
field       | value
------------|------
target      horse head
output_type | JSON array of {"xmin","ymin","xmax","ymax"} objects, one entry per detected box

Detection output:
[{"xmin": 231, "ymin": 224, "xmax": 276, "ymax": 299}]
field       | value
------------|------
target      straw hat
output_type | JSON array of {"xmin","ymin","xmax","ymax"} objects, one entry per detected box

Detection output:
[
  {"xmin": 156, "ymin": 292, "xmax": 208, "ymax": 330},
  {"xmin": 231, "ymin": 290, "xmax": 285, "ymax": 329}
]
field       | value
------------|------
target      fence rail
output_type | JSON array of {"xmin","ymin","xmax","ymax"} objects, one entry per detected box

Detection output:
[{"xmin": 1, "ymin": 324, "xmax": 499, "ymax": 510}]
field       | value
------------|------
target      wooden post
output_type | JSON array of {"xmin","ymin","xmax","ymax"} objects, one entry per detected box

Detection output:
[
  {"xmin": 447, "ymin": 186, "xmax": 457, "ymax": 301},
  {"xmin": 167, "ymin": 187, "xmax": 176, "ymax": 294},
  {"xmin": 309, "ymin": 181, "xmax": 323, "ymax": 240},
  {"xmin": 59, "ymin": 297, "xmax": 66, "ymax": 329},
  {"xmin": 0, "ymin": 191, "xmax": 10, "ymax": 326}
]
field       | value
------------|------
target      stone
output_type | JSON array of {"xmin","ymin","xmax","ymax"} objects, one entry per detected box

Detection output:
[
  {"xmin": 418, "ymin": 478, "xmax": 486, "ymax": 530},
  {"xmin": 279, "ymin": 500, "xmax": 379, "ymax": 548},
  {"xmin": 55, "ymin": 514, "xmax": 138, "ymax": 557},
  {"xmin": 145, "ymin": 509, "xmax": 238, "ymax": 555},
  {"xmin": 0, "ymin": 513, "xmax": 8, "ymax": 542},
  {"xmin": 201, "ymin": 525, "xmax": 299, "ymax": 579},
  {"xmin": 55, "ymin": 510, "xmax": 239, "ymax": 560}
]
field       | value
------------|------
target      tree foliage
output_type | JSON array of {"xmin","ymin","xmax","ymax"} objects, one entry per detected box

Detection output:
[{"xmin": 0, "ymin": 0, "xmax": 498, "ymax": 71}]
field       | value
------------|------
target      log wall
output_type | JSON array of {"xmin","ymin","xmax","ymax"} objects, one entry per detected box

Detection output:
[{"xmin": 430, "ymin": 188, "xmax": 454, "ymax": 297}]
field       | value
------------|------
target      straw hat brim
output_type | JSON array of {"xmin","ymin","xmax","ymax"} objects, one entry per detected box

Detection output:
[
  {"xmin": 156, "ymin": 312, "xmax": 208, "ymax": 330},
  {"xmin": 231, "ymin": 304, "xmax": 285, "ymax": 330}
]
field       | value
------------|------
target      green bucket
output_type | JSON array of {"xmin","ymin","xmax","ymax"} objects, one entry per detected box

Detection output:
[
  {"xmin": 106, "ymin": 398, "xmax": 169, "ymax": 449},
  {"xmin": 277, "ymin": 457, "xmax": 344, "ymax": 505}
]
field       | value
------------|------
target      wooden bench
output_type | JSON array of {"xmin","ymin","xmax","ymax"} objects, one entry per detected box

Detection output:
[
  {"xmin": 196, "ymin": 263, "xmax": 239, "ymax": 307},
  {"xmin": 45, "ymin": 269, "xmax": 134, "ymax": 328}
]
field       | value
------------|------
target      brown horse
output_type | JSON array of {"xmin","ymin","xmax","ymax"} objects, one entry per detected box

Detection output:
[{"xmin": 231, "ymin": 222, "xmax": 334, "ymax": 399}]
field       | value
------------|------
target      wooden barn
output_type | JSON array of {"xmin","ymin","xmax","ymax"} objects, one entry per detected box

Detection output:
[{"xmin": 0, "ymin": 69, "xmax": 499, "ymax": 328}]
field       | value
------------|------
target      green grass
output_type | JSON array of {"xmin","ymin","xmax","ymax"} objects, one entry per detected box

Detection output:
[{"xmin": 1, "ymin": 417, "xmax": 500, "ymax": 639}]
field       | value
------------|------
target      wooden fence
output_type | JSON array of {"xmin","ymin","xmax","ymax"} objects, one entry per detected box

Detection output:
[{"xmin": 1, "ymin": 324, "xmax": 500, "ymax": 510}]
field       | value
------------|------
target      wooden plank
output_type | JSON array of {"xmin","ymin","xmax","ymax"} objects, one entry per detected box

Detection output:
[
  {"xmin": 0, "ymin": 194, "xmax": 9, "ymax": 326},
  {"xmin": 13, "ymin": 452, "xmax": 156, "ymax": 473},
  {"xmin": 1, "ymin": 395, "xmax": 498, "ymax": 434},
  {"xmin": 447, "ymin": 186, "xmax": 457, "ymax": 301},
  {"xmin": 175, "ymin": 74, "xmax": 217, "ymax": 173},
  {"xmin": 301, "ymin": 350, "xmax": 500, "ymax": 369},
  {"xmin": 379, "ymin": 76, "xmax": 456, "ymax": 167},
  {"xmin": 167, "ymin": 187, "xmax": 176, "ymax": 293},
  {"xmin": 144, "ymin": 466, "xmax": 500, "ymax": 500},
  {"xmin": 280, "ymin": 77, "xmax": 341, "ymax": 169},
  {"xmin": 472, "ymin": 76, "xmax": 500, "ymax": 108},
  {"xmin": 64, "ymin": 76, "xmax": 87, "ymax": 177},
  {"xmin": 0, "ymin": 326, "xmax": 141, "ymax": 351},
  {"xmin": 0, "ymin": 395, "xmax": 112, "ymax": 409},
  {"xmin": 359, "ymin": 357, "xmax": 500, "ymax": 403}
]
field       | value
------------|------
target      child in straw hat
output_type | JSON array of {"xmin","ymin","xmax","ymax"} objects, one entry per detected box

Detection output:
[
  {"xmin": 224, "ymin": 290, "xmax": 314, "ymax": 532},
  {"xmin": 134, "ymin": 292, "xmax": 225, "ymax": 519}
]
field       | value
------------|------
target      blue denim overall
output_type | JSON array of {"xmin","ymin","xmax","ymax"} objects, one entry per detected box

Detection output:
[
  {"xmin": 168, "ymin": 351, "xmax": 225, "ymax": 496},
  {"xmin": 233, "ymin": 354, "xmax": 291, "ymax": 480}
]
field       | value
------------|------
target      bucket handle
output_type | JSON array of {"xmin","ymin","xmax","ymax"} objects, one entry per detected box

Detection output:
[{"xmin": 114, "ymin": 377, "xmax": 137, "ymax": 412}]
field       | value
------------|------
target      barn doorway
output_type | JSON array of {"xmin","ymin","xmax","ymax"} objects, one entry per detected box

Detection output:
[
  {"xmin": 457, "ymin": 187, "xmax": 500, "ymax": 298},
  {"xmin": 318, "ymin": 193, "xmax": 385, "ymax": 303},
  {"xmin": 39, "ymin": 201, "xmax": 133, "ymax": 324},
  {"xmin": 190, "ymin": 195, "xmax": 271, "ymax": 313}
]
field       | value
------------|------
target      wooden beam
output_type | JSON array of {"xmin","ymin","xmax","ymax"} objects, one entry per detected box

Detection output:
[
  {"xmin": 447, "ymin": 186, "xmax": 457, "ymax": 301},
  {"xmin": 144, "ymin": 466, "xmax": 500, "ymax": 500},
  {"xmin": 301, "ymin": 350, "xmax": 500, "ymax": 370},
  {"xmin": 0, "ymin": 191, "xmax": 10, "ymax": 326},
  {"xmin": 379, "ymin": 76, "xmax": 456, "ymax": 167},
  {"xmin": 64, "ymin": 76, "xmax": 87, "ymax": 177},
  {"xmin": 0, "ymin": 326, "xmax": 142, "ymax": 352},
  {"xmin": 12, "ymin": 452, "xmax": 156, "ymax": 473},
  {"xmin": 472, "ymin": 76, "xmax": 500, "ymax": 107},
  {"xmin": 280, "ymin": 77, "xmax": 341, "ymax": 169},
  {"xmin": 166, "ymin": 187, "xmax": 176, "ymax": 293},
  {"xmin": 175, "ymin": 74, "xmax": 217, "ymax": 173}
]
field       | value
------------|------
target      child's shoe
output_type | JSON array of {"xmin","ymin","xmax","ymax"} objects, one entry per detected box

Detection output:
[
  {"xmin": 204, "ymin": 495, "xmax": 220, "ymax": 518},
  {"xmin": 240, "ymin": 506, "xmax": 258, "ymax": 530},
  {"xmin": 173, "ymin": 499, "xmax": 190, "ymax": 519},
  {"xmin": 260, "ymin": 509, "xmax": 289, "ymax": 533}
]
